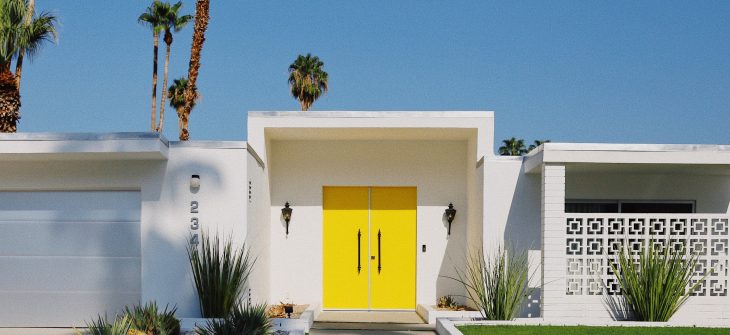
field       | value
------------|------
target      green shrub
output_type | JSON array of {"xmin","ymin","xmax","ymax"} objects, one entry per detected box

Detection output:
[
  {"xmin": 196, "ymin": 303, "xmax": 271, "ymax": 335},
  {"xmin": 188, "ymin": 231, "xmax": 255, "ymax": 317},
  {"xmin": 450, "ymin": 246, "xmax": 532, "ymax": 320},
  {"xmin": 78, "ymin": 315, "xmax": 131, "ymax": 335},
  {"xmin": 437, "ymin": 295, "xmax": 457, "ymax": 309},
  {"xmin": 78, "ymin": 301, "xmax": 178, "ymax": 335},
  {"xmin": 124, "ymin": 301, "xmax": 179, "ymax": 335},
  {"xmin": 608, "ymin": 240, "xmax": 706, "ymax": 321}
]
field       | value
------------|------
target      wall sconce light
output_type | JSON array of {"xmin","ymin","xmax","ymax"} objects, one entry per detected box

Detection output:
[
  {"xmin": 281, "ymin": 202, "xmax": 293, "ymax": 236},
  {"xmin": 445, "ymin": 203, "xmax": 456, "ymax": 235},
  {"xmin": 190, "ymin": 174, "xmax": 201, "ymax": 189}
]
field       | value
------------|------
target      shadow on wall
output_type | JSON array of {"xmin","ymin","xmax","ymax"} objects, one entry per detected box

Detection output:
[
  {"xmin": 435, "ymin": 207, "xmax": 471, "ymax": 307},
  {"xmin": 154, "ymin": 158, "xmax": 245, "ymax": 318},
  {"xmin": 503, "ymin": 166, "xmax": 542, "ymax": 318}
]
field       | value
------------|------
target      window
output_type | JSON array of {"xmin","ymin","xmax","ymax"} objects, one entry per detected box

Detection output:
[
  {"xmin": 566, "ymin": 200, "xmax": 695, "ymax": 213},
  {"xmin": 564, "ymin": 201, "xmax": 618, "ymax": 213}
]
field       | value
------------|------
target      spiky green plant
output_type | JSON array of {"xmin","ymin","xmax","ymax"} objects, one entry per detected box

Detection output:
[
  {"xmin": 450, "ymin": 246, "xmax": 532, "ymax": 320},
  {"xmin": 188, "ymin": 231, "xmax": 255, "ymax": 317},
  {"xmin": 123, "ymin": 301, "xmax": 179, "ymax": 335},
  {"xmin": 608, "ymin": 240, "xmax": 706, "ymax": 322},
  {"xmin": 78, "ymin": 315, "xmax": 131, "ymax": 335},
  {"xmin": 196, "ymin": 303, "xmax": 271, "ymax": 335}
]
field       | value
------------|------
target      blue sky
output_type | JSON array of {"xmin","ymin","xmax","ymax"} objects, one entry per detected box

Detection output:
[{"xmin": 23, "ymin": 1, "xmax": 730, "ymax": 149}]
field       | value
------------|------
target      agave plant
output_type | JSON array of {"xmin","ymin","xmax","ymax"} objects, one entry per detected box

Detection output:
[
  {"xmin": 188, "ymin": 231, "xmax": 255, "ymax": 317},
  {"xmin": 450, "ymin": 245, "xmax": 532, "ymax": 320},
  {"xmin": 196, "ymin": 303, "xmax": 271, "ymax": 335},
  {"xmin": 607, "ymin": 239, "xmax": 706, "ymax": 321},
  {"xmin": 78, "ymin": 314, "xmax": 131, "ymax": 335},
  {"xmin": 123, "ymin": 301, "xmax": 179, "ymax": 335}
]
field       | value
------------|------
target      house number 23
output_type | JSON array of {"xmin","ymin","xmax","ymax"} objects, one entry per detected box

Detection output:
[{"xmin": 190, "ymin": 201, "xmax": 200, "ymax": 246}]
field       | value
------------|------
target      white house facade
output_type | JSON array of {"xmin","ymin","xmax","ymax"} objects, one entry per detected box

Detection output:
[{"xmin": 0, "ymin": 111, "xmax": 728, "ymax": 327}]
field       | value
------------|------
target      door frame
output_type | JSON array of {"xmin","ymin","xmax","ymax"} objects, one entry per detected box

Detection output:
[{"xmin": 321, "ymin": 186, "xmax": 417, "ymax": 311}]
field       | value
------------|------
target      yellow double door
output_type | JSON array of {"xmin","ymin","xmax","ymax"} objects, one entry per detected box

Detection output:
[{"xmin": 323, "ymin": 187, "xmax": 417, "ymax": 310}]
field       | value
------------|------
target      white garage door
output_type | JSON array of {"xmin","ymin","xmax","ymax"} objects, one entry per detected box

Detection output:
[{"xmin": 0, "ymin": 191, "xmax": 141, "ymax": 327}]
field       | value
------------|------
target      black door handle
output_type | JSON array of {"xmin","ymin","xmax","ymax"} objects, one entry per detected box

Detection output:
[
  {"xmin": 357, "ymin": 229, "xmax": 361, "ymax": 273},
  {"xmin": 377, "ymin": 229, "xmax": 382, "ymax": 273}
]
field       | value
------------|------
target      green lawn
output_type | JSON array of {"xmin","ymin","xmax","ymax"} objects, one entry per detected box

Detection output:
[{"xmin": 457, "ymin": 325, "xmax": 730, "ymax": 335}]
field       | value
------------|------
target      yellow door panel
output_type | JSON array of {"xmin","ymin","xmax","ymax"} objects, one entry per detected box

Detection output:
[
  {"xmin": 323, "ymin": 187, "xmax": 369, "ymax": 309},
  {"xmin": 370, "ymin": 187, "xmax": 417, "ymax": 309}
]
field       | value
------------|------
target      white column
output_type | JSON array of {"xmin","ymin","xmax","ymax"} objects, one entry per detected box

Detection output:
[{"xmin": 541, "ymin": 163, "xmax": 565, "ymax": 319}]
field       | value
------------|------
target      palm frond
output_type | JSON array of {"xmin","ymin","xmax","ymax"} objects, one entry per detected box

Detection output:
[{"xmin": 288, "ymin": 53, "xmax": 328, "ymax": 111}]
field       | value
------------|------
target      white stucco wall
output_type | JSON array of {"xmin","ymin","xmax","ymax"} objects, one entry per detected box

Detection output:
[
  {"xmin": 144, "ymin": 143, "xmax": 249, "ymax": 317},
  {"xmin": 0, "ymin": 139, "xmax": 267, "ymax": 322},
  {"xmin": 246, "ymin": 147, "xmax": 271, "ymax": 305},
  {"xmin": 567, "ymin": 172, "xmax": 730, "ymax": 214},
  {"xmin": 266, "ymin": 139, "xmax": 470, "ymax": 307},
  {"xmin": 482, "ymin": 157, "xmax": 542, "ymax": 317}
]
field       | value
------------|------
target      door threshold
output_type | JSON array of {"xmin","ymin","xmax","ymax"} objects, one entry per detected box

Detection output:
[{"xmin": 315, "ymin": 310, "xmax": 425, "ymax": 324}]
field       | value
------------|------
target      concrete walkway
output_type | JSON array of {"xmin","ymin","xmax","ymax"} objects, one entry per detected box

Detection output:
[{"xmin": 316, "ymin": 311, "xmax": 426, "ymax": 324}]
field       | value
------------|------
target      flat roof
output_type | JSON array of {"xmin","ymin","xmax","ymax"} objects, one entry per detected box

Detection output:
[
  {"xmin": 249, "ymin": 111, "xmax": 494, "ymax": 118},
  {"xmin": 0, "ymin": 132, "xmax": 170, "ymax": 160},
  {"xmin": 169, "ymin": 140, "xmax": 246, "ymax": 149},
  {"xmin": 525, "ymin": 142, "xmax": 730, "ymax": 173},
  {"xmin": 0, "ymin": 132, "xmax": 167, "ymax": 143}
]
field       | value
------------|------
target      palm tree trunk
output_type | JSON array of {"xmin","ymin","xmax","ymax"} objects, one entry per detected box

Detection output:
[
  {"xmin": 0, "ymin": 69, "xmax": 21, "ymax": 133},
  {"xmin": 180, "ymin": 0, "xmax": 210, "ymax": 141},
  {"xmin": 14, "ymin": 0, "xmax": 35, "ymax": 90},
  {"xmin": 150, "ymin": 32, "xmax": 159, "ymax": 132},
  {"xmin": 158, "ymin": 38, "xmax": 172, "ymax": 132},
  {"xmin": 179, "ymin": 113, "xmax": 189, "ymax": 141},
  {"xmin": 177, "ymin": 107, "xmax": 183, "ymax": 135}
]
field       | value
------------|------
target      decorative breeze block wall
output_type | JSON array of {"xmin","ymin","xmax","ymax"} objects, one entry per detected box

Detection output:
[{"xmin": 564, "ymin": 215, "xmax": 730, "ymax": 297}]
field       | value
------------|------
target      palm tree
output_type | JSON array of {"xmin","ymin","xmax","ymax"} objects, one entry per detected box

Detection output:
[
  {"xmin": 14, "ymin": 0, "xmax": 33, "ymax": 89},
  {"xmin": 156, "ymin": 1, "xmax": 192, "ymax": 133},
  {"xmin": 528, "ymin": 139, "xmax": 551, "ymax": 152},
  {"xmin": 138, "ymin": 1, "xmax": 165, "ymax": 132},
  {"xmin": 0, "ymin": 0, "xmax": 57, "ymax": 133},
  {"xmin": 179, "ymin": 0, "xmax": 209, "ymax": 141},
  {"xmin": 168, "ymin": 77, "xmax": 198, "ymax": 140},
  {"xmin": 288, "ymin": 53, "xmax": 328, "ymax": 111},
  {"xmin": 498, "ymin": 137, "xmax": 527, "ymax": 156}
]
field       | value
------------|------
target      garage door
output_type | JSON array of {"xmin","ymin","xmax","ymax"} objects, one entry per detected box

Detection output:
[{"xmin": 0, "ymin": 191, "xmax": 141, "ymax": 327}]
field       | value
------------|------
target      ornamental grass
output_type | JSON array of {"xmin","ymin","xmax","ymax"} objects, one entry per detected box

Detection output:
[
  {"xmin": 608, "ymin": 240, "xmax": 707, "ymax": 322},
  {"xmin": 450, "ymin": 246, "xmax": 533, "ymax": 320}
]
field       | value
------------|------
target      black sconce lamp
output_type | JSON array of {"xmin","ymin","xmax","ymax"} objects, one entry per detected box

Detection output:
[
  {"xmin": 445, "ymin": 203, "xmax": 456, "ymax": 235},
  {"xmin": 281, "ymin": 202, "xmax": 293, "ymax": 236}
]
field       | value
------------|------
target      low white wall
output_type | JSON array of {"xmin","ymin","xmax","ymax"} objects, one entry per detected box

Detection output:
[{"xmin": 267, "ymin": 139, "xmax": 470, "ymax": 307}]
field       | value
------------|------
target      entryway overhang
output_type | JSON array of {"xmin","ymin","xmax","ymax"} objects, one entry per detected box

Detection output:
[{"xmin": 248, "ymin": 111, "xmax": 494, "ymax": 164}]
